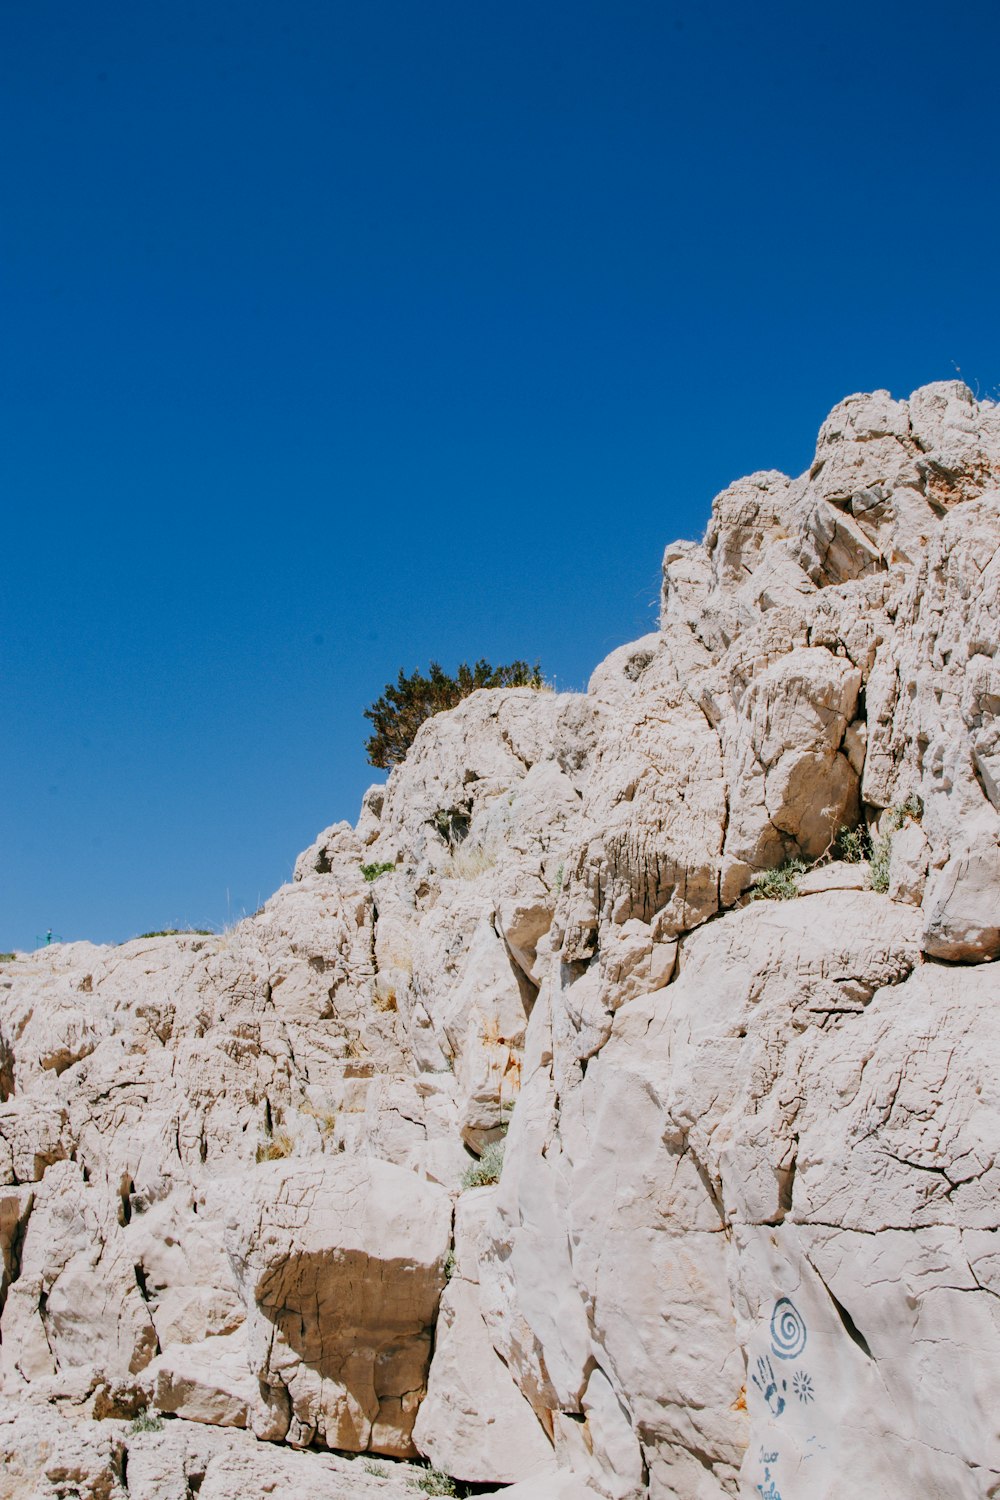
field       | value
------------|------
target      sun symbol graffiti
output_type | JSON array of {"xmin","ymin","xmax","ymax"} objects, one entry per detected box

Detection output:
[{"xmin": 792, "ymin": 1370, "xmax": 814, "ymax": 1404}]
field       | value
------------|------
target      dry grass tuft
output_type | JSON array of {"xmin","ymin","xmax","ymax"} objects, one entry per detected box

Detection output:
[
  {"xmin": 300, "ymin": 1100, "xmax": 338, "ymax": 1137},
  {"xmin": 373, "ymin": 975, "xmax": 399, "ymax": 1012},
  {"xmin": 255, "ymin": 1126, "xmax": 295, "ymax": 1162}
]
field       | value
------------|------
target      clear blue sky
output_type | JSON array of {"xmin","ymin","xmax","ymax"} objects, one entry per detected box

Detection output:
[{"xmin": 3, "ymin": 1, "xmax": 998, "ymax": 949}]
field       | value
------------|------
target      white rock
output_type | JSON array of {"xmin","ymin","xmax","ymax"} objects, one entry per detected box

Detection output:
[
  {"xmin": 922, "ymin": 832, "xmax": 1000, "ymax": 960},
  {"xmin": 481, "ymin": 1474, "xmax": 605, "ymax": 1500},
  {"xmin": 0, "ymin": 1399, "xmax": 125, "ymax": 1500},
  {"xmin": 887, "ymin": 819, "xmax": 930, "ymax": 904},
  {"xmin": 145, "ymin": 1329, "xmax": 256, "ymax": 1428},
  {"xmin": 223, "ymin": 1158, "xmax": 450, "ymax": 1454},
  {"xmin": 414, "ymin": 1274, "xmax": 554, "ymax": 1482},
  {"xmin": 796, "ymin": 860, "xmax": 869, "ymax": 894}
]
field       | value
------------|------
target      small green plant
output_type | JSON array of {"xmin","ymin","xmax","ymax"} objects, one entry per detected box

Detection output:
[
  {"xmin": 361, "ymin": 862, "xmax": 396, "ymax": 883},
  {"xmin": 870, "ymin": 797, "xmax": 923, "ymax": 894},
  {"xmin": 432, "ymin": 807, "xmax": 470, "ymax": 845},
  {"xmin": 461, "ymin": 1138, "xmax": 505, "ymax": 1190},
  {"xmin": 749, "ymin": 859, "xmax": 808, "ymax": 901},
  {"xmin": 834, "ymin": 825, "xmax": 870, "ymax": 864},
  {"xmin": 137, "ymin": 928, "xmax": 214, "ymax": 939},
  {"xmin": 869, "ymin": 834, "xmax": 892, "ymax": 893},
  {"xmin": 363, "ymin": 1458, "xmax": 388, "ymax": 1477},
  {"xmin": 128, "ymin": 1410, "xmax": 164, "ymax": 1434},
  {"xmin": 408, "ymin": 1468, "xmax": 458, "ymax": 1497},
  {"xmin": 443, "ymin": 1249, "xmax": 457, "ymax": 1281},
  {"xmin": 364, "ymin": 659, "xmax": 544, "ymax": 770},
  {"xmin": 0, "ymin": 953, "xmax": 14, "ymax": 964},
  {"xmin": 555, "ymin": 862, "xmax": 565, "ymax": 895}
]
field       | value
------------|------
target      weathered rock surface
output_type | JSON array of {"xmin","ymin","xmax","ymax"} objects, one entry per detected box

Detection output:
[
  {"xmin": 2, "ymin": 380, "xmax": 1000, "ymax": 1498},
  {"xmin": 224, "ymin": 1157, "xmax": 450, "ymax": 1453},
  {"xmin": 413, "ymin": 1189, "xmax": 555, "ymax": 1483},
  {"xmin": 0, "ymin": 1397, "xmax": 433, "ymax": 1498}
]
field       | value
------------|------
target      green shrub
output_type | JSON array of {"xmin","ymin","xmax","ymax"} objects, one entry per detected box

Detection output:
[
  {"xmin": 869, "ymin": 834, "xmax": 892, "ymax": 893},
  {"xmin": 364, "ymin": 659, "xmax": 543, "ymax": 770},
  {"xmin": 834, "ymin": 825, "xmax": 870, "ymax": 864},
  {"xmin": 361, "ymin": 862, "xmax": 396, "ymax": 883},
  {"xmin": 0, "ymin": 953, "xmax": 14, "ymax": 964},
  {"xmin": 749, "ymin": 859, "xmax": 809, "ymax": 901},
  {"xmin": 870, "ymin": 797, "xmax": 923, "ymax": 894},
  {"xmin": 128, "ymin": 1410, "xmax": 164, "ymax": 1434},
  {"xmin": 443, "ymin": 1249, "xmax": 457, "ymax": 1281},
  {"xmin": 896, "ymin": 794, "xmax": 923, "ymax": 821},
  {"xmin": 136, "ymin": 929, "xmax": 213, "ymax": 939},
  {"xmin": 363, "ymin": 1458, "xmax": 388, "ymax": 1477},
  {"xmin": 408, "ymin": 1469, "xmax": 458, "ymax": 1497},
  {"xmin": 461, "ymin": 1138, "xmax": 505, "ymax": 1190}
]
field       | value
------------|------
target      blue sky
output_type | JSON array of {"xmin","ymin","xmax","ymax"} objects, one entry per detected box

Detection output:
[{"xmin": 3, "ymin": 0, "xmax": 998, "ymax": 948}]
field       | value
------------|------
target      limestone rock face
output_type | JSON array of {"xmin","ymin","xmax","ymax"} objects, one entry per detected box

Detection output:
[
  {"xmin": 145, "ymin": 1329, "xmax": 257, "ymax": 1429},
  {"xmin": 223, "ymin": 1158, "xmax": 450, "ymax": 1454},
  {"xmin": 0, "ymin": 1397, "xmax": 434, "ymax": 1498},
  {"xmin": 2, "ymin": 380, "xmax": 1000, "ymax": 1498},
  {"xmin": 412, "ymin": 1189, "xmax": 554, "ymax": 1483}
]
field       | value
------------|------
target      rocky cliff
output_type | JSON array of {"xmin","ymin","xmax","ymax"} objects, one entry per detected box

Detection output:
[{"xmin": 2, "ymin": 380, "xmax": 1000, "ymax": 1500}]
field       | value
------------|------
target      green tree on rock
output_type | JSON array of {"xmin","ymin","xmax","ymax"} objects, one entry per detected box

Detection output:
[{"xmin": 364, "ymin": 659, "xmax": 542, "ymax": 770}]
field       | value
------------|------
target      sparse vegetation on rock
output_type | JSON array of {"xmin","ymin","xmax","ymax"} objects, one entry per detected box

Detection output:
[
  {"xmin": 460, "ymin": 1138, "xmax": 505, "ymax": 1189},
  {"xmin": 364, "ymin": 659, "xmax": 543, "ymax": 769},
  {"xmin": 137, "ymin": 928, "xmax": 214, "ymax": 939},
  {"xmin": 748, "ymin": 858, "xmax": 809, "ymax": 901},
  {"xmin": 834, "ymin": 824, "xmax": 871, "ymax": 863},
  {"xmin": 408, "ymin": 1467, "xmax": 458, "ymax": 1496},
  {"xmin": 255, "ymin": 1126, "xmax": 295, "ymax": 1162},
  {"xmin": 128, "ymin": 1410, "xmax": 164, "ymax": 1433},
  {"xmin": 372, "ymin": 975, "xmax": 399, "ymax": 1012},
  {"xmin": 870, "ymin": 796, "xmax": 924, "ymax": 893}
]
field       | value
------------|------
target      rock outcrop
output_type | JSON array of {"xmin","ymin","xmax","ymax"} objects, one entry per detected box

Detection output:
[{"xmin": 2, "ymin": 380, "xmax": 1000, "ymax": 1498}]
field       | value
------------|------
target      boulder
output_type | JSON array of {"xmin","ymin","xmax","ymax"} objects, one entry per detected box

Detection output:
[
  {"xmin": 922, "ymin": 833, "xmax": 1000, "ymax": 961},
  {"xmin": 145, "ymin": 1329, "xmax": 256, "ymax": 1427},
  {"xmin": 223, "ymin": 1159, "xmax": 450, "ymax": 1455}
]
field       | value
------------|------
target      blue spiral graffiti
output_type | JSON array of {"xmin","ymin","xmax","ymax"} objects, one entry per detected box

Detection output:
[{"xmin": 770, "ymin": 1298, "xmax": 806, "ymax": 1360}]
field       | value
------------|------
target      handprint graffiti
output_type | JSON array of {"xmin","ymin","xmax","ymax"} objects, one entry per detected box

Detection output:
[{"xmin": 751, "ymin": 1353, "xmax": 787, "ymax": 1417}]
